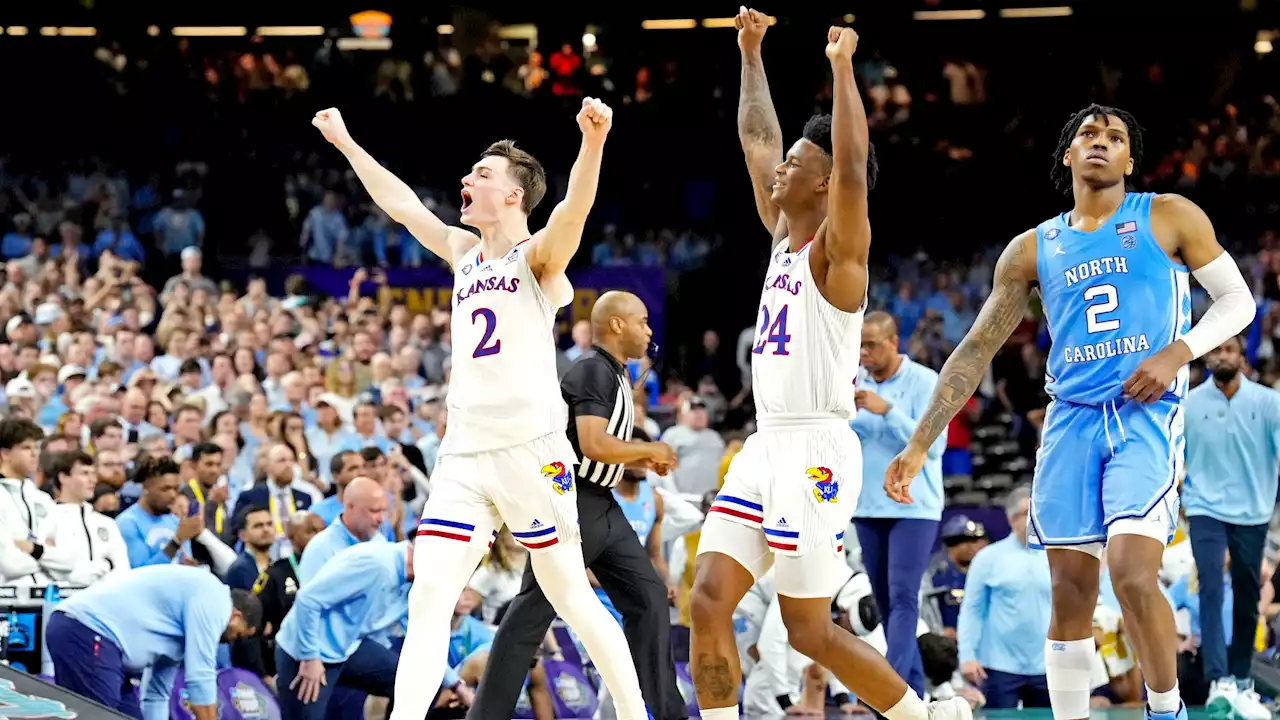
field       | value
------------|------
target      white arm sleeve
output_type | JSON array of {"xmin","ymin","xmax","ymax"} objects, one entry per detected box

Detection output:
[
  {"xmin": 195, "ymin": 530, "xmax": 238, "ymax": 577},
  {"xmin": 1182, "ymin": 253, "xmax": 1256, "ymax": 359}
]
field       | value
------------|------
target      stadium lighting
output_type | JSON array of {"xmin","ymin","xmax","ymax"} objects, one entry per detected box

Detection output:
[
  {"xmin": 642, "ymin": 19, "xmax": 697, "ymax": 30},
  {"xmin": 59, "ymin": 27, "xmax": 97, "ymax": 36},
  {"xmin": 6, "ymin": 26, "xmax": 28, "ymax": 35},
  {"xmin": 172, "ymin": 27, "xmax": 248, "ymax": 37},
  {"xmin": 256, "ymin": 26, "xmax": 325, "ymax": 37},
  {"xmin": 1256, "ymin": 30, "xmax": 1274, "ymax": 54},
  {"xmin": 39, "ymin": 27, "xmax": 58, "ymax": 36},
  {"xmin": 498, "ymin": 24, "xmax": 537, "ymax": 41},
  {"xmin": 437, "ymin": 24, "xmax": 455, "ymax": 35},
  {"xmin": 999, "ymin": 7, "xmax": 1074, "ymax": 18},
  {"xmin": 913, "ymin": 10, "xmax": 986, "ymax": 20},
  {"xmin": 147, "ymin": 25, "xmax": 160, "ymax": 37},
  {"xmin": 582, "ymin": 32, "xmax": 597, "ymax": 47},
  {"xmin": 843, "ymin": 14, "xmax": 856, "ymax": 23},
  {"xmin": 337, "ymin": 37, "xmax": 391, "ymax": 50}
]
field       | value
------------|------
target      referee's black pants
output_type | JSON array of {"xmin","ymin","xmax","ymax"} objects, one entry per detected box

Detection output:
[{"xmin": 469, "ymin": 486, "xmax": 688, "ymax": 720}]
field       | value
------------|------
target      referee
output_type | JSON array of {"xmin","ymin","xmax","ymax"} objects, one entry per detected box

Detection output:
[{"xmin": 470, "ymin": 290, "xmax": 687, "ymax": 720}]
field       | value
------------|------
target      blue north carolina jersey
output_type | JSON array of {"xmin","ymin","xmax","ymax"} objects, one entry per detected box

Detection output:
[
  {"xmin": 613, "ymin": 482, "xmax": 656, "ymax": 546},
  {"xmin": 1036, "ymin": 192, "xmax": 1192, "ymax": 405}
]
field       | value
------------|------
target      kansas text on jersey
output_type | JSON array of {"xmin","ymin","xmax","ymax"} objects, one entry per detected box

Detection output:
[
  {"xmin": 441, "ymin": 241, "xmax": 571, "ymax": 455},
  {"xmin": 1036, "ymin": 192, "xmax": 1192, "ymax": 405},
  {"xmin": 750, "ymin": 238, "xmax": 866, "ymax": 418}
]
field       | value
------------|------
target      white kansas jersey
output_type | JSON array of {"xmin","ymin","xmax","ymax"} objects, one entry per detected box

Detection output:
[
  {"xmin": 441, "ymin": 240, "xmax": 571, "ymax": 456},
  {"xmin": 750, "ymin": 238, "xmax": 865, "ymax": 419}
]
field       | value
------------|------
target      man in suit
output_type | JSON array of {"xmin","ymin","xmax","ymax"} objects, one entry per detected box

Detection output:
[{"xmin": 236, "ymin": 442, "xmax": 315, "ymax": 559}]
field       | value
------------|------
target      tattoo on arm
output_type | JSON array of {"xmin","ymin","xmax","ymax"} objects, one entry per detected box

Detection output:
[
  {"xmin": 911, "ymin": 236, "xmax": 1034, "ymax": 449},
  {"xmin": 738, "ymin": 54, "xmax": 782, "ymax": 151}
]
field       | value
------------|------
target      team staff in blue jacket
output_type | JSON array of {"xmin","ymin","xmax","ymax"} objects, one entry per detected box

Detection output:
[
  {"xmin": 274, "ymin": 540, "xmax": 413, "ymax": 720},
  {"xmin": 852, "ymin": 311, "xmax": 948, "ymax": 694},
  {"xmin": 48, "ymin": 565, "xmax": 262, "ymax": 720}
]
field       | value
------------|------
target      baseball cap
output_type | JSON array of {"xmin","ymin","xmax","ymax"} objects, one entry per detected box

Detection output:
[
  {"xmin": 5, "ymin": 378, "xmax": 36, "ymax": 399},
  {"xmin": 180, "ymin": 246, "xmax": 202, "ymax": 261},
  {"xmin": 682, "ymin": 395, "xmax": 707, "ymax": 414},
  {"xmin": 57, "ymin": 365, "xmax": 87, "ymax": 384},
  {"xmin": 314, "ymin": 393, "xmax": 343, "ymax": 409},
  {"xmin": 940, "ymin": 515, "xmax": 987, "ymax": 545},
  {"xmin": 5, "ymin": 314, "xmax": 30, "ymax": 336},
  {"xmin": 33, "ymin": 303, "xmax": 62, "ymax": 326}
]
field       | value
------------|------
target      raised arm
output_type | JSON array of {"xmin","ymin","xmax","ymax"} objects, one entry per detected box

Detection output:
[
  {"xmin": 815, "ymin": 26, "xmax": 871, "ymax": 311},
  {"xmin": 527, "ymin": 98, "xmax": 613, "ymax": 280},
  {"xmin": 735, "ymin": 7, "xmax": 785, "ymax": 235},
  {"xmin": 312, "ymin": 108, "xmax": 477, "ymax": 269},
  {"xmin": 884, "ymin": 230, "xmax": 1038, "ymax": 503}
]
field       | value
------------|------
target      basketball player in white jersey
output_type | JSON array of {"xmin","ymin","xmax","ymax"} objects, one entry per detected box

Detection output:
[
  {"xmin": 311, "ymin": 101, "xmax": 649, "ymax": 720},
  {"xmin": 687, "ymin": 14, "xmax": 969, "ymax": 720}
]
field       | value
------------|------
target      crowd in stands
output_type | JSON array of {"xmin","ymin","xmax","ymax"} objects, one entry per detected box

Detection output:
[{"xmin": 0, "ymin": 9, "xmax": 1279, "ymax": 718}]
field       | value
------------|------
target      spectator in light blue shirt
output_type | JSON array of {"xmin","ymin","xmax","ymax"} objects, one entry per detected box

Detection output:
[
  {"xmin": 957, "ymin": 486, "xmax": 1052, "ymax": 709},
  {"xmin": 851, "ymin": 311, "xmax": 946, "ymax": 695},
  {"xmin": 297, "ymin": 477, "xmax": 388, "ymax": 583},
  {"xmin": 1183, "ymin": 335, "xmax": 1280, "ymax": 696},
  {"xmin": 47, "ymin": 566, "xmax": 261, "ymax": 720},
  {"xmin": 300, "ymin": 191, "xmax": 349, "ymax": 265},
  {"xmin": 310, "ymin": 450, "xmax": 367, "ymax": 526},
  {"xmin": 274, "ymin": 541, "xmax": 412, "ymax": 720},
  {"xmin": 443, "ymin": 587, "xmax": 495, "ymax": 702},
  {"xmin": 115, "ymin": 456, "xmax": 200, "ymax": 566},
  {"xmin": 153, "ymin": 191, "xmax": 206, "ymax": 257},
  {"xmin": 339, "ymin": 402, "xmax": 395, "ymax": 455},
  {"xmin": 306, "ymin": 399, "xmax": 358, "ymax": 486}
]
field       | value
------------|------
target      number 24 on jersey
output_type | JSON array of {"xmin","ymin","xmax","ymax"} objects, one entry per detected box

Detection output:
[{"xmin": 752, "ymin": 304, "xmax": 792, "ymax": 356}]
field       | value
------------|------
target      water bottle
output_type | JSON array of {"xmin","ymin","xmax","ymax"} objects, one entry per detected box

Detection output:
[
  {"xmin": 41, "ymin": 585, "xmax": 60, "ymax": 677},
  {"xmin": 0, "ymin": 611, "xmax": 10, "ymax": 665}
]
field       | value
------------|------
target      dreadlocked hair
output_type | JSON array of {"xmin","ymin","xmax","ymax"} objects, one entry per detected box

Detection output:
[
  {"xmin": 802, "ymin": 113, "xmax": 880, "ymax": 192},
  {"xmin": 1049, "ymin": 104, "xmax": 1144, "ymax": 195}
]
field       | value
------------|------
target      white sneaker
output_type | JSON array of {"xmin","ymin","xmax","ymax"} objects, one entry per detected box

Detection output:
[
  {"xmin": 1232, "ymin": 682, "xmax": 1272, "ymax": 720},
  {"xmin": 926, "ymin": 696, "xmax": 973, "ymax": 720},
  {"xmin": 1207, "ymin": 678, "xmax": 1239, "ymax": 720}
]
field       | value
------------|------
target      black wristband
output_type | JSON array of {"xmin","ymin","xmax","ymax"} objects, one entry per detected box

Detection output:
[
  {"xmin": 833, "ymin": 693, "xmax": 851, "ymax": 706},
  {"xmin": 776, "ymin": 694, "xmax": 792, "ymax": 710},
  {"xmin": 30, "ymin": 543, "xmax": 43, "ymax": 560}
]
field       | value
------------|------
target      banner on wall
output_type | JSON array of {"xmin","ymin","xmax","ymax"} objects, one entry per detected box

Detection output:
[{"xmin": 289, "ymin": 266, "xmax": 667, "ymax": 350}]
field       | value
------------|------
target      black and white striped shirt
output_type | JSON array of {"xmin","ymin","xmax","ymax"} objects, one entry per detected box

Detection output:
[{"xmin": 561, "ymin": 346, "xmax": 635, "ymax": 490}]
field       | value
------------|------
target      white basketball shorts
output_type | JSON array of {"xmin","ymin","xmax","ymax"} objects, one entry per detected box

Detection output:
[
  {"xmin": 697, "ymin": 416, "xmax": 862, "ymax": 598},
  {"xmin": 416, "ymin": 431, "xmax": 581, "ymax": 553}
]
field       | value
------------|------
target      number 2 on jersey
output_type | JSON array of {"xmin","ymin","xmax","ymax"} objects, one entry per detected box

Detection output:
[
  {"xmin": 471, "ymin": 307, "xmax": 501, "ymax": 358},
  {"xmin": 751, "ymin": 304, "xmax": 792, "ymax": 356},
  {"xmin": 1084, "ymin": 284, "xmax": 1120, "ymax": 333}
]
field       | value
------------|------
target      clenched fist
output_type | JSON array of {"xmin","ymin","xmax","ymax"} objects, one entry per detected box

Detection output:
[
  {"xmin": 577, "ymin": 97, "xmax": 614, "ymax": 145},
  {"xmin": 312, "ymin": 108, "xmax": 354, "ymax": 149},
  {"xmin": 735, "ymin": 6, "xmax": 770, "ymax": 52},
  {"xmin": 825, "ymin": 26, "xmax": 859, "ymax": 63}
]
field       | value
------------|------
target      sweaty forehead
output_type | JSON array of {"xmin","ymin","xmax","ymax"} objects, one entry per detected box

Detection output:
[{"xmin": 1076, "ymin": 114, "xmax": 1129, "ymax": 137}]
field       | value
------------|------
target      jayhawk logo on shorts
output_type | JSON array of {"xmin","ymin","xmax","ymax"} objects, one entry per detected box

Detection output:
[
  {"xmin": 809, "ymin": 466, "xmax": 838, "ymax": 502},
  {"xmin": 542, "ymin": 462, "xmax": 574, "ymax": 495}
]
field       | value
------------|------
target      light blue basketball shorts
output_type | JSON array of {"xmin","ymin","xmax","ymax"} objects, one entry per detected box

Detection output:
[{"xmin": 1028, "ymin": 396, "xmax": 1184, "ymax": 557}]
